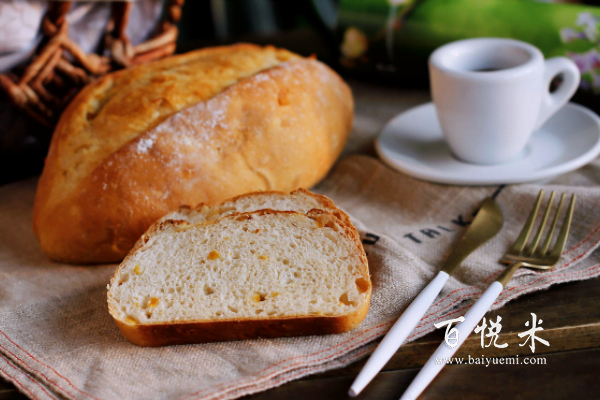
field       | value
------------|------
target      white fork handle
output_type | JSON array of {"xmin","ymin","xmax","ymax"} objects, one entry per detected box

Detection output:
[
  {"xmin": 399, "ymin": 281, "xmax": 503, "ymax": 400},
  {"xmin": 349, "ymin": 271, "xmax": 450, "ymax": 397}
]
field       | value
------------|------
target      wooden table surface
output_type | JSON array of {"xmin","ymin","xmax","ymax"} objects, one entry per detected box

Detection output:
[
  {"xmin": 1, "ymin": 82, "xmax": 599, "ymax": 399},
  {"xmin": 243, "ymin": 276, "xmax": 600, "ymax": 400}
]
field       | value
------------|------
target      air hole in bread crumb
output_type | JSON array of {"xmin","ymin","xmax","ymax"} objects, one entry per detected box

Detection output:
[
  {"xmin": 228, "ymin": 306, "xmax": 238, "ymax": 313},
  {"xmin": 355, "ymin": 278, "xmax": 369, "ymax": 293},
  {"xmin": 146, "ymin": 311, "xmax": 153, "ymax": 319},
  {"xmin": 282, "ymin": 259, "xmax": 290, "ymax": 265},
  {"xmin": 251, "ymin": 292, "xmax": 267, "ymax": 303},
  {"xmin": 266, "ymin": 310, "xmax": 277, "ymax": 316},
  {"xmin": 118, "ymin": 273, "xmax": 130, "ymax": 285},
  {"xmin": 339, "ymin": 293, "xmax": 356, "ymax": 306},
  {"xmin": 204, "ymin": 284, "xmax": 214, "ymax": 295},
  {"xmin": 208, "ymin": 251, "xmax": 220, "ymax": 260},
  {"xmin": 125, "ymin": 316, "xmax": 137, "ymax": 325},
  {"xmin": 148, "ymin": 297, "xmax": 159, "ymax": 308},
  {"xmin": 293, "ymin": 271, "xmax": 301, "ymax": 278},
  {"xmin": 255, "ymin": 309, "xmax": 264, "ymax": 314}
]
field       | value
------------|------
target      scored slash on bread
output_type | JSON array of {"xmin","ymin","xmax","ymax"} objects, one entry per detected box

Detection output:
[{"xmin": 108, "ymin": 190, "xmax": 371, "ymax": 346}]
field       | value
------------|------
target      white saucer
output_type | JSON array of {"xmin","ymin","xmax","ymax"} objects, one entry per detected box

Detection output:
[{"xmin": 376, "ymin": 102, "xmax": 600, "ymax": 185}]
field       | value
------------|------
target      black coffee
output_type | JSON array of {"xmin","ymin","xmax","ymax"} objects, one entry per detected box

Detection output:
[{"xmin": 471, "ymin": 67, "xmax": 503, "ymax": 72}]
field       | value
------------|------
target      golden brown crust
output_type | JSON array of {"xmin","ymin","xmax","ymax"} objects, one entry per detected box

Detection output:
[
  {"xmin": 108, "ymin": 209, "xmax": 371, "ymax": 346},
  {"xmin": 181, "ymin": 188, "xmax": 339, "ymax": 214},
  {"xmin": 33, "ymin": 44, "xmax": 353, "ymax": 264},
  {"xmin": 113, "ymin": 302, "xmax": 370, "ymax": 347}
]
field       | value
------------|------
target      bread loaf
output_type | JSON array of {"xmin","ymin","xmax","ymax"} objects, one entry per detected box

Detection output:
[
  {"xmin": 107, "ymin": 209, "xmax": 371, "ymax": 346},
  {"xmin": 33, "ymin": 44, "xmax": 353, "ymax": 264}
]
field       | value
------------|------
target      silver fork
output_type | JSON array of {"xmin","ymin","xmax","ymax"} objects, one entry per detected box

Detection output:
[{"xmin": 399, "ymin": 190, "xmax": 576, "ymax": 400}]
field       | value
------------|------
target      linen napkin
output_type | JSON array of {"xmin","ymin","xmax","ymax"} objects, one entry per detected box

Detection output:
[{"xmin": 1, "ymin": 154, "xmax": 600, "ymax": 400}]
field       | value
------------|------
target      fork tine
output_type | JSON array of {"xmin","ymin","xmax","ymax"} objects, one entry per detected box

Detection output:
[
  {"xmin": 525, "ymin": 191, "xmax": 556, "ymax": 256},
  {"xmin": 508, "ymin": 190, "xmax": 544, "ymax": 255},
  {"xmin": 548, "ymin": 194, "xmax": 576, "ymax": 260},
  {"xmin": 536, "ymin": 193, "xmax": 566, "ymax": 257}
]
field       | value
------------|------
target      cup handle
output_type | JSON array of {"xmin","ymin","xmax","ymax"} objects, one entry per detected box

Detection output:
[{"xmin": 534, "ymin": 57, "xmax": 580, "ymax": 130}]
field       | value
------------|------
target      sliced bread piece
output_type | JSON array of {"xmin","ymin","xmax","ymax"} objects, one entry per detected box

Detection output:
[{"xmin": 108, "ymin": 209, "xmax": 371, "ymax": 346}]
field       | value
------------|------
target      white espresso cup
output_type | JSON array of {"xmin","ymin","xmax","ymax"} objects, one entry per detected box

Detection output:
[{"xmin": 429, "ymin": 38, "xmax": 580, "ymax": 165}]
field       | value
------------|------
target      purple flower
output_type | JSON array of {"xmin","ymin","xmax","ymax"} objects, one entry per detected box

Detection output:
[
  {"xmin": 560, "ymin": 27, "xmax": 585, "ymax": 43},
  {"xmin": 576, "ymin": 12, "xmax": 600, "ymax": 41},
  {"xmin": 567, "ymin": 49, "xmax": 600, "ymax": 73},
  {"xmin": 576, "ymin": 12, "xmax": 600, "ymax": 29}
]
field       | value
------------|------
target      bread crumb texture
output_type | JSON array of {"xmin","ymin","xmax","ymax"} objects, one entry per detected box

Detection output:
[{"xmin": 108, "ymin": 210, "xmax": 369, "ymax": 324}]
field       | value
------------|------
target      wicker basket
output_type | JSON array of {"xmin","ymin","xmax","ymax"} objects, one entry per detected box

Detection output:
[{"xmin": 0, "ymin": 0, "xmax": 184, "ymax": 128}]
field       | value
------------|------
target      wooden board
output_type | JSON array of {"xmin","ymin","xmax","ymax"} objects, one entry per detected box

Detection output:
[{"xmin": 244, "ymin": 348, "xmax": 600, "ymax": 400}]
